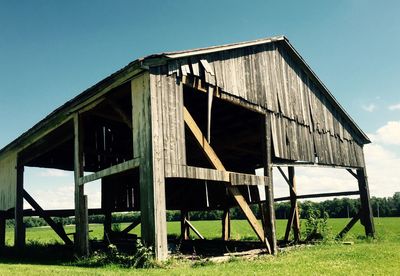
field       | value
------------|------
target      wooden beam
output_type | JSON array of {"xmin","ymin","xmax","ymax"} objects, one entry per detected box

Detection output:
[
  {"xmin": 263, "ymin": 113, "xmax": 277, "ymax": 255},
  {"xmin": 336, "ymin": 212, "xmax": 360, "ymax": 239},
  {"xmin": 222, "ymin": 209, "xmax": 231, "ymax": 241},
  {"xmin": 356, "ymin": 168, "xmax": 375, "ymax": 237},
  {"xmin": 133, "ymin": 73, "xmax": 168, "ymax": 260},
  {"xmin": 184, "ymin": 107, "xmax": 271, "ymax": 253},
  {"xmin": 273, "ymin": 163, "xmax": 361, "ymax": 170},
  {"xmin": 181, "ymin": 211, "xmax": 190, "ymax": 240},
  {"xmin": 277, "ymin": 166, "xmax": 296, "ymax": 195},
  {"xmin": 79, "ymin": 158, "xmax": 140, "ymax": 185},
  {"xmin": 346, "ymin": 169, "xmax": 358, "ymax": 179},
  {"xmin": 288, "ymin": 167, "xmax": 300, "ymax": 242},
  {"xmin": 184, "ymin": 219, "xmax": 204, "ymax": 240},
  {"xmin": 274, "ymin": 190, "xmax": 360, "ymax": 202},
  {"xmin": 20, "ymin": 133, "xmax": 73, "ymax": 166},
  {"xmin": 14, "ymin": 164, "xmax": 25, "ymax": 250},
  {"xmin": 23, "ymin": 189, "xmax": 73, "ymax": 245},
  {"xmin": 165, "ymin": 164, "xmax": 268, "ymax": 186},
  {"xmin": 121, "ymin": 216, "xmax": 141, "ymax": 234},
  {"xmin": 74, "ymin": 114, "xmax": 89, "ymax": 256},
  {"xmin": 3, "ymin": 208, "xmax": 103, "ymax": 219}
]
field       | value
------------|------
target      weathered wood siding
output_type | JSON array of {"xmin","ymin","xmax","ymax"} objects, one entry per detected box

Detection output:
[
  {"xmin": 164, "ymin": 42, "xmax": 365, "ymax": 167},
  {"xmin": 149, "ymin": 67, "xmax": 186, "ymax": 172},
  {"xmin": 0, "ymin": 152, "xmax": 17, "ymax": 210}
]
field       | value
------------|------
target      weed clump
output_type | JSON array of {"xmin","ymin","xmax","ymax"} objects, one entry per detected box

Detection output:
[
  {"xmin": 75, "ymin": 240, "xmax": 155, "ymax": 268},
  {"xmin": 303, "ymin": 206, "xmax": 329, "ymax": 242}
]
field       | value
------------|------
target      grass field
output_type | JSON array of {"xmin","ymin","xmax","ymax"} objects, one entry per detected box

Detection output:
[{"xmin": 0, "ymin": 217, "xmax": 399, "ymax": 275}]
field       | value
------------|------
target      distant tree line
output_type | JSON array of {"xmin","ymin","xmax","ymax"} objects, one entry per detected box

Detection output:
[{"xmin": 6, "ymin": 192, "xmax": 399, "ymax": 228}]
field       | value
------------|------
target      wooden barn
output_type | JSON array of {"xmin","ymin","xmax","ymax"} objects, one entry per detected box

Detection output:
[{"xmin": 0, "ymin": 36, "xmax": 374, "ymax": 260}]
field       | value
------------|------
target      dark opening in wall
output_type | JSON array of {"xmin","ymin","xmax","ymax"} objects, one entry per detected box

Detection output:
[{"xmin": 183, "ymin": 85, "xmax": 264, "ymax": 174}]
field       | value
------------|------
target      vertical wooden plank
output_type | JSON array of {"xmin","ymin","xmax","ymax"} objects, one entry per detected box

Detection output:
[
  {"xmin": 14, "ymin": 163, "xmax": 25, "ymax": 250},
  {"xmin": 288, "ymin": 167, "xmax": 300, "ymax": 242},
  {"xmin": 132, "ymin": 72, "xmax": 168, "ymax": 260},
  {"xmin": 180, "ymin": 210, "xmax": 190, "ymax": 240},
  {"xmin": 74, "ymin": 114, "xmax": 89, "ymax": 256},
  {"xmin": 264, "ymin": 113, "xmax": 277, "ymax": 255},
  {"xmin": 357, "ymin": 167, "xmax": 375, "ymax": 237},
  {"xmin": 222, "ymin": 208, "xmax": 231, "ymax": 241}
]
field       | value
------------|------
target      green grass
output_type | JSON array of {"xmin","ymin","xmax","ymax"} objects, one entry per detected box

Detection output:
[{"xmin": 1, "ymin": 217, "xmax": 399, "ymax": 275}]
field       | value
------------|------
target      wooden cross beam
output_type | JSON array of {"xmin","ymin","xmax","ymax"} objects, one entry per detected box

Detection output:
[
  {"xmin": 23, "ymin": 189, "xmax": 73, "ymax": 246},
  {"xmin": 184, "ymin": 218, "xmax": 204, "ymax": 240},
  {"xmin": 336, "ymin": 211, "xmax": 360, "ymax": 239},
  {"xmin": 183, "ymin": 107, "xmax": 271, "ymax": 253},
  {"xmin": 121, "ymin": 216, "xmax": 141, "ymax": 234}
]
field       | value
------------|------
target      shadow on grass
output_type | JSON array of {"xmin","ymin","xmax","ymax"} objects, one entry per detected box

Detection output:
[{"xmin": 0, "ymin": 242, "xmax": 75, "ymax": 265}]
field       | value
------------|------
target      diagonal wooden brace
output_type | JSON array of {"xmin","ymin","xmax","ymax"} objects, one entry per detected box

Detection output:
[
  {"xmin": 183, "ymin": 107, "xmax": 271, "ymax": 253},
  {"xmin": 23, "ymin": 189, "xmax": 73, "ymax": 246}
]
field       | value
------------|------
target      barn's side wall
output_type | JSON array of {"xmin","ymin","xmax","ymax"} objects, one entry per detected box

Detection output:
[
  {"xmin": 149, "ymin": 67, "xmax": 186, "ymax": 170},
  {"xmin": 165, "ymin": 42, "xmax": 365, "ymax": 167},
  {"xmin": 0, "ymin": 151, "xmax": 18, "ymax": 211}
]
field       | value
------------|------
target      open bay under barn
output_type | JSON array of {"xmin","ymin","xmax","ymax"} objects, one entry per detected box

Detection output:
[{"xmin": 0, "ymin": 36, "xmax": 374, "ymax": 260}]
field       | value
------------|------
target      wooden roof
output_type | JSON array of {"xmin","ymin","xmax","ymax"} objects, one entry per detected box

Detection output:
[{"xmin": 0, "ymin": 36, "xmax": 369, "ymax": 156}]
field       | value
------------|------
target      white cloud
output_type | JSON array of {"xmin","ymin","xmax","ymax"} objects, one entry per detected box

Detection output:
[
  {"xmin": 364, "ymin": 143, "xmax": 400, "ymax": 198},
  {"xmin": 25, "ymin": 181, "xmax": 101, "ymax": 210},
  {"xmin": 369, "ymin": 121, "xmax": 400, "ymax": 145},
  {"xmin": 388, "ymin": 103, "xmax": 400, "ymax": 111},
  {"xmin": 38, "ymin": 169, "xmax": 69, "ymax": 177},
  {"xmin": 272, "ymin": 121, "xmax": 400, "ymax": 199},
  {"xmin": 362, "ymin": 103, "xmax": 376, "ymax": 112}
]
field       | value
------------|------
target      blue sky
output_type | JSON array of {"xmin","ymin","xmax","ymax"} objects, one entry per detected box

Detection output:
[{"xmin": 0, "ymin": 1, "xmax": 399, "ymax": 208}]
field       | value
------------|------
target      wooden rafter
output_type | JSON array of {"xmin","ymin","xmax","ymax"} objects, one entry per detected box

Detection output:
[
  {"xmin": 106, "ymin": 99, "xmax": 132, "ymax": 129},
  {"xmin": 183, "ymin": 107, "xmax": 271, "ymax": 253}
]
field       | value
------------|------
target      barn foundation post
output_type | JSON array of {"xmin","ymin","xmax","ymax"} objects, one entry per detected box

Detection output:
[
  {"xmin": 264, "ymin": 113, "xmax": 277, "ymax": 255},
  {"xmin": 14, "ymin": 163, "xmax": 25, "ymax": 250},
  {"xmin": 74, "ymin": 114, "xmax": 89, "ymax": 256},
  {"xmin": 222, "ymin": 208, "xmax": 231, "ymax": 241},
  {"xmin": 132, "ymin": 73, "xmax": 168, "ymax": 260},
  {"xmin": 180, "ymin": 210, "xmax": 190, "ymax": 240},
  {"xmin": 286, "ymin": 166, "xmax": 300, "ymax": 242},
  {"xmin": 356, "ymin": 167, "xmax": 375, "ymax": 237}
]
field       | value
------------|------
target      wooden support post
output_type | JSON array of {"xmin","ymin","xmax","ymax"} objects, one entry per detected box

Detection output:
[
  {"xmin": 74, "ymin": 114, "xmax": 89, "ymax": 256},
  {"xmin": 288, "ymin": 167, "xmax": 300, "ymax": 242},
  {"xmin": 101, "ymin": 179, "xmax": 112, "ymax": 240},
  {"xmin": 356, "ymin": 167, "xmax": 375, "ymax": 237},
  {"xmin": 222, "ymin": 209, "xmax": 231, "ymax": 241},
  {"xmin": 14, "ymin": 164, "xmax": 25, "ymax": 250},
  {"xmin": 336, "ymin": 211, "xmax": 360, "ymax": 239},
  {"xmin": 0, "ymin": 215, "xmax": 5, "ymax": 249},
  {"xmin": 264, "ymin": 113, "xmax": 277, "ymax": 255},
  {"xmin": 132, "ymin": 73, "xmax": 168, "ymax": 260},
  {"xmin": 181, "ymin": 210, "xmax": 190, "ymax": 240},
  {"xmin": 103, "ymin": 211, "xmax": 112, "ymax": 241}
]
